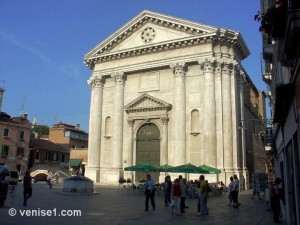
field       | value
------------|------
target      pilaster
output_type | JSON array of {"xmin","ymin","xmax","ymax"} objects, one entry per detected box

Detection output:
[
  {"xmin": 215, "ymin": 60, "xmax": 224, "ymax": 170},
  {"xmin": 161, "ymin": 117, "xmax": 169, "ymax": 165},
  {"xmin": 231, "ymin": 62, "xmax": 241, "ymax": 172},
  {"xmin": 221, "ymin": 59, "xmax": 234, "ymax": 172},
  {"xmin": 86, "ymin": 72, "xmax": 105, "ymax": 182},
  {"xmin": 111, "ymin": 72, "xmax": 126, "ymax": 170},
  {"xmin": 127, "ymin": 119, "xmax": 135, "ymax": 167},
  {"xmin": 170, "ymin": 62, "xmax": 186, "ymax": 166},
  {"xmin": 199, "ymin": 58, "xmax": 217, "ymax": 167}
]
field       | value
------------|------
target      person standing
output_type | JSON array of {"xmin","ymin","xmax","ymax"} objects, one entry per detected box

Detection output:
[
  {"xmin": 46, "ymin": 171, "xmax": 53, "ymax": 189},
  {"xmin": 197, "ymin": 175, "xmax": 208, "ymax": 216},
  {"xmin": 172, "ymin": 178, "xmax": 181, "ymax": 215},
  {"xmin": 180, "ymin": 178, "xmax": 187, "ymax": 213},
  {"xmin": 23, "ymin": 170, "xmax": 32, "ymax": 206},
  {"xmin": 228, "ymin": 176, "xmax": 234, "ymax": 207},
  {"xmin": 144, "ymin": 174, "xmax": 155, "ymax": 211},
  {"xmin": 163, "ymin": 175, "xmax": 172, "ymax": 206},
  {"xmin": 232, "ymin": 174, "xmax": 241, "ymax": 208},
  {"xmin": 271, "ymin": 178, "xmax": 283, "ymax": 223}
]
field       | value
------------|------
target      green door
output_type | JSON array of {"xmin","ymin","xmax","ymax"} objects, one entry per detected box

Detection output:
[{"xmin": 136, "ymin": 123, "xmax": 160, "ymax": 183}]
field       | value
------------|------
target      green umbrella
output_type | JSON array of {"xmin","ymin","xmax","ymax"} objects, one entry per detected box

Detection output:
[
  {"xmin": 159, "ymin": 164, "xmax": 173, "ymax": 170},
  {"xmin": 124, "ymin": 163, "xmax": 163, "ymax": 172},
  {"xmin": 199, "ymin": 164, "xmax": 221, "ymax": 174},
  {"xmin": 168, "ymin": 163, "xmax": 209, "ymax": 174},
  {"xmin": 159, "ymin": 164, "xmax": 173, "ymax": 175}
]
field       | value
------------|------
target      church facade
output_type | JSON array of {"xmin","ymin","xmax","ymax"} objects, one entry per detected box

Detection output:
[{"xmin": 84, "ymin": 11, "xmax": 266, "ymax": 187}]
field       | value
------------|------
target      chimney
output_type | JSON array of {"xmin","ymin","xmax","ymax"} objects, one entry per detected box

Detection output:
[
  {"xmin": 21, "ymin": 113, "xmax": 28, "ymax": 119},
  {"xmin": 0, "ymin": 88, "xmax": 5, "ymax": 112},
  {"xmin": 76, "ymin": 124, "xmax": 80, "ymax": 129}
]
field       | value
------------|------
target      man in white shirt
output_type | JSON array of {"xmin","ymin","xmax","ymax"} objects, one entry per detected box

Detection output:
[
  {"xmin": 144, "ymin": 174, "xmax": 155, "ymax": 211},
  {"xmin": 232, "ymin": 174, "xmax": 241, "ymax": 208}
]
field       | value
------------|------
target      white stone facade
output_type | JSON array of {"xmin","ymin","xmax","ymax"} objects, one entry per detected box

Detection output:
[{"xmin": 84, "ymin": 10, "xmax": 252, "ymax": 185}]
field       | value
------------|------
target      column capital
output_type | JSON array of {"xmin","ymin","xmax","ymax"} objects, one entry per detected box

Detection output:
[
  {"xmin": 198, "ymin": 58, "xmax": 217, "ymax": 73},
  {"xmin": 170, "ymin": 62, "xmax": 187, "ymax": 77},
  {"xmin": 87, "ymin": 73, "xmax": 105, "ymax": 89},
  {"xmin": 161, "ymin": 117, "xmax": 169, "ymax": 125},
  {"xmin": 112, "ymin": 71, "xmax": 126, "ymax": 85}
]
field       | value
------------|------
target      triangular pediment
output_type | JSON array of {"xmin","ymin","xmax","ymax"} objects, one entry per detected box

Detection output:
[
  {"xmin": 85, "ymin": 10, "xmax": 220, "ymax": 64},
  {"xmin": 85, "ymin": 10, "xmax": 250, "ymax": 68},
  {"xmin": 124, "ymin": 93, "xmax": 172, "ymax": 114}
]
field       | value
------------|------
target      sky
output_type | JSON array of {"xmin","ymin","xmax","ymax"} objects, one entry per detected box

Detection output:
[{"xmin": 0, "ymin": 0, "xmax": 265, "ymax": 132}]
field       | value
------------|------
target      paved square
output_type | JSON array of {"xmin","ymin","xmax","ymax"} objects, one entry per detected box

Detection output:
[{"xmin": 0, "ymin": 182, "xmax": 279, "ymax": 225}]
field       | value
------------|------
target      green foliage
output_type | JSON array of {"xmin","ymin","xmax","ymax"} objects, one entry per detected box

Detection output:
[
  {"xmin": 118, "ymin": 177, "xmax": 126, "ymax": 183},
  {"xmin": 32, "ymin": 125, "xmax": 49, "ymax": 135}
]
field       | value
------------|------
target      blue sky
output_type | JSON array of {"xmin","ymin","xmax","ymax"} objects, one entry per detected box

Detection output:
[{"xmin": 0, "ymin": 0, "xmax": 264, "ymax": 132}]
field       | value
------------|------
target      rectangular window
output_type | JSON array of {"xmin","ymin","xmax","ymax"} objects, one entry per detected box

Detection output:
[
  {"xmin": 45, "ymin": 152, "xmax": 51, "ymax": 161},
  {"xmin": 53, "ymin": 153, "xmax": 57, "ymax": 161},
  {"xmin": 3, "ymin": 128, "xmax": 9, "ymax": 137},
  {"xmin": 19, "ymin": 131, "xmax": 25, "ymax": 140},
  {"xmin": 1, "ymin": 145, "xmax": 9, "ymax": 157},
  {"xmin": 17, "ymin": 147, "xmax": 24, "ymax": 158},
  {"xmin": 35, "ymin": 151, "xmax": 40, "ymax": 160},
  {"xmin": 61, "ymin": 153, "xmax": 65, "ymax": 162},
  {"xmin": 64, "ymin": 131, "xmax": 70, "ymax": 137}
]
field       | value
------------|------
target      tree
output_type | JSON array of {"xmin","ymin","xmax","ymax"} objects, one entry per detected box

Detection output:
[{"xmin": 32, "ymin": 125, "xmax": 49, "ymax": 135}]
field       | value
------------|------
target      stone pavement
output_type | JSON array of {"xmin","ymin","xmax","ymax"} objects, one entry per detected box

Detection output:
[{"xmin": 0, "ymin": 182, "xmax": 285, "ymax": 225}]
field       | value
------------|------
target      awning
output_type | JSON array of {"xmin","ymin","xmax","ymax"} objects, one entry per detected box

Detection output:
[{"xmin": 67, "ymin": 159, "xmax": 82, "ymax": 167}]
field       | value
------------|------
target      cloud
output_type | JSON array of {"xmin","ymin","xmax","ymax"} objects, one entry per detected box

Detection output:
[{"xmin": 0, "ymin": 30, "xmax": 51, "ymax": 63}]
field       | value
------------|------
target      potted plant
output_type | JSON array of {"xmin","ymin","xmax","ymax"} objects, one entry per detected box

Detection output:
[
  {"xmin": 118, "ymin": 177, "xmax": 126, "ymax": 184},
  {"xmin": 254, "ymin": 1, "xmax": 287, "ymax": 38}
]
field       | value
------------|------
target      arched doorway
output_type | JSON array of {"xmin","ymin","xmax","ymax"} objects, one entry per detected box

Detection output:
[{"xmin": 136, "ymin": 123, "xmax": 160, "ymax": 183}]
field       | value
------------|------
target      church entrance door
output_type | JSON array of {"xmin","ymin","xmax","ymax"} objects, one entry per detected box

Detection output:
[{"xmin": 136, "ymin": 123, "xmax": 160, "ymax": 183}]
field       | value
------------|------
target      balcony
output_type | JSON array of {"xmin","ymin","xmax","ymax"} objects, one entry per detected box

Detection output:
[{"xmin": 263, "ymin": 72, "xmax": 272, "ymax": 84}]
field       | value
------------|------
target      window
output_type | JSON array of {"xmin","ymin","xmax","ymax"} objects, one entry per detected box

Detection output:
[
  {"xmin": 53, "ymin": 153, "xmax": 57, "ymax": 161},
  {"xmin": 191, "ymin": 109, "xmax": 200, "ymax": 136},
  {"xmin": 45, "ymin": 152, "xmax": 51, "ymax": 161},
  {"xmin": 3, "ymin": 128, "xmax": 9, "ymax": 137},
  {"xmin": 105, "ymin": 116, "xmax": 112, "ymax": 137},
  {"xmin": 1, "ymin": 145, "xmax": 9, "ymax": 157},
  {"xmin": 61, "ymin": 154, "xmax": 65, "ymax": 162},
  {"xmin": 19, "ymin": 131, "xmax": 25, "ymax": 140},
  {"xmin": 64, "ymin": 131, "xmax": 70, "ymax": 137},
  {"xmin": 17, "ymin": 147, "xmax": 24, "ymax": 158},
  {"xmin": 35, "ymin": 151, "xmax": 40, "ymax": 160}
]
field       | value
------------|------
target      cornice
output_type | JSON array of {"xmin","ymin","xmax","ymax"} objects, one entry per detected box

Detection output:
[
  {"xmin": 85, "ymin": 33, "xmax": 217, "ymax": 68},
  {"xmin": 84, "ymin": 31, "xmax": 249, "ymax": 68}
]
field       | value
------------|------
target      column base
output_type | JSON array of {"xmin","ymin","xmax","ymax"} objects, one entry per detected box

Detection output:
[
  {"xmin": 98, "ymin": 168, "xmax": 123, "ymax": 186},
  {"xmin": 85, "ymin": 167, "xmax": 100, "ymax": 183},
  {"xmin": 242, "ymin": 167, "xmax": 249, "ymax": 190}
]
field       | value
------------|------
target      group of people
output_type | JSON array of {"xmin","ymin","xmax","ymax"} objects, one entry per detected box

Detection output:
[{"xmin": 144, "ymin": 174, "xmax": 211, "ymax": 216}]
